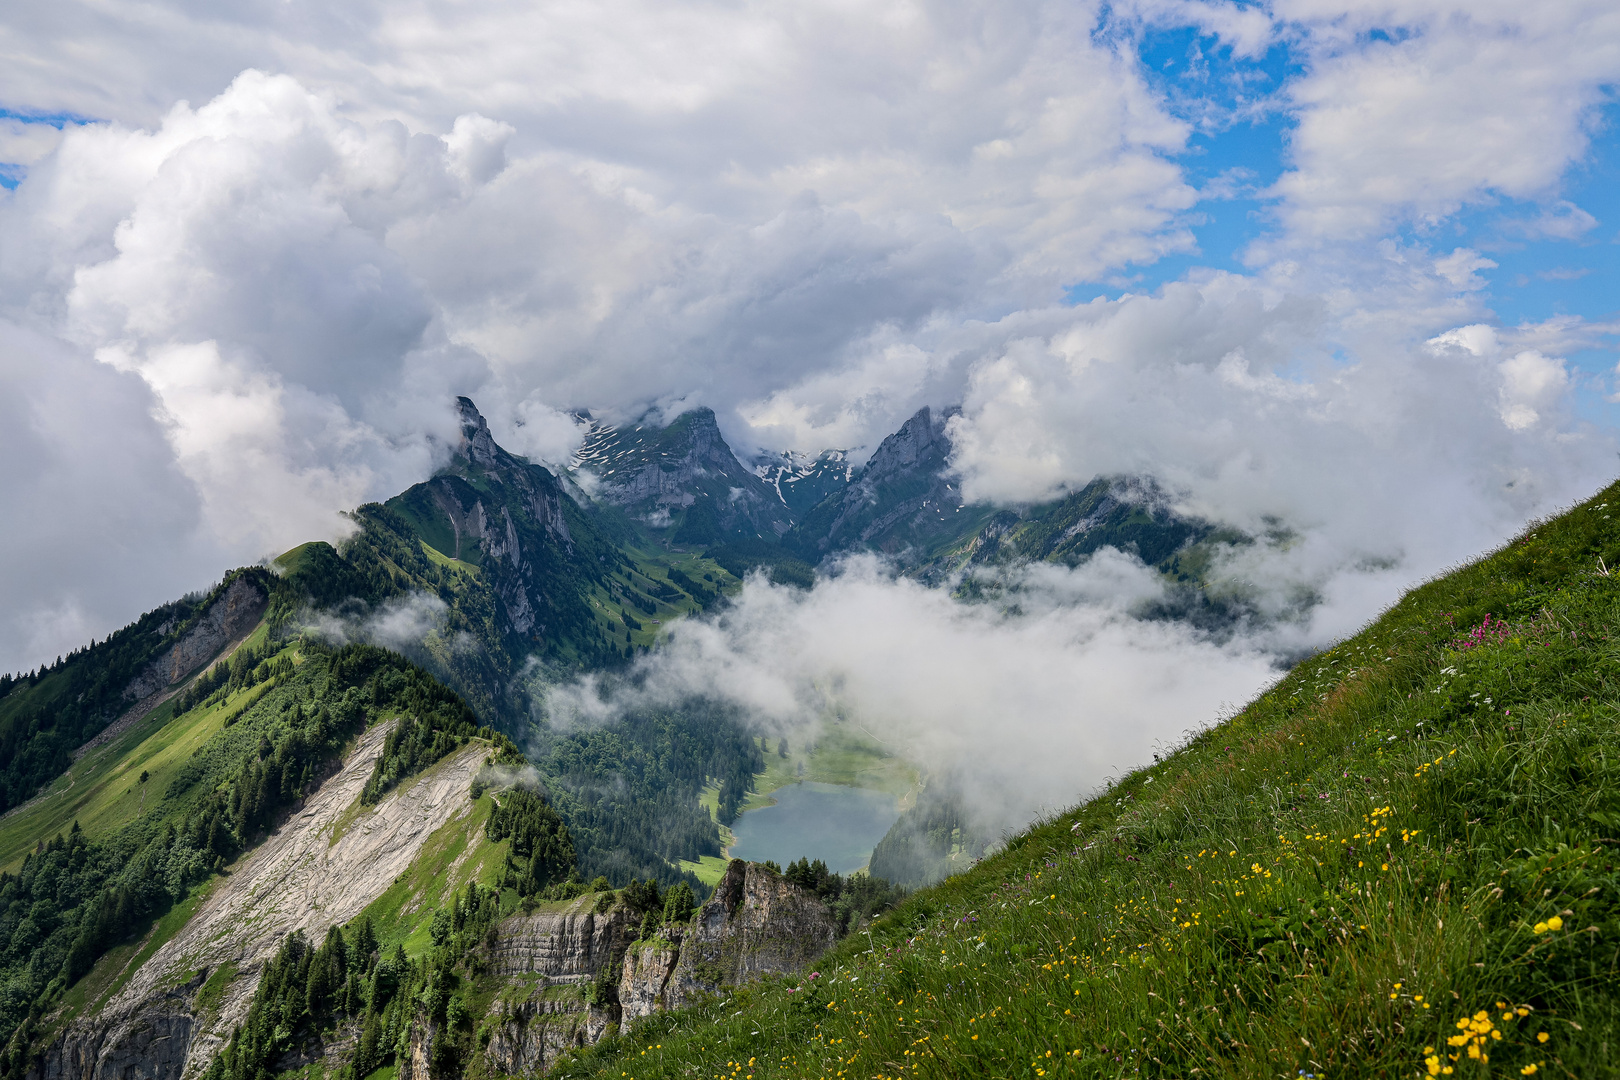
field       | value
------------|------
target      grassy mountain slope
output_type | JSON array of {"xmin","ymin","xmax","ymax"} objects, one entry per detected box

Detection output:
[
  {"xmin": 0, "ymin": 636, "xmax": 493, "ymax": 1076},
  {"xmin": 0, "ymin": 569, "xmax": 274, "ymax": 817},
  {"xmin": 549, "ymin": 484, "xmax": 1620, "ymax": 1079},
  {"xmin": 0, "ymin": 618, "xmax": 276, "ymax": 874}
]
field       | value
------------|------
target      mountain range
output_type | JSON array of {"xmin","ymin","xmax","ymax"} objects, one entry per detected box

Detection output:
[
  {"xmin": 0, "ymin": 400, "xmax": 1617, "ymax": 1080},
  {"xmin": 0, "ymin": 395, "xmax": 1288, "ymax": 1080}
]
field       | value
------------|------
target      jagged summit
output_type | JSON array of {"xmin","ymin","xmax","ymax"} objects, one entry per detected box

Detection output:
[
  {"xmin": 785, "ymin": 405, "xmax": 964, "ymax": 559},
  {"xmin": 453, "ymin": 395, "xmax": 503, "ymax": 469},
  {"xmin": 376, "ymin": 396, "xmax": 622, "ymax": 675},
  {"xmin": 572, "ymin": 406, "xmax": 793, "ymax": 541}
]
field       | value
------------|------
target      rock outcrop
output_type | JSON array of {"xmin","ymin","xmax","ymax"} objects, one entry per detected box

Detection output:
[
  {"xmin": 664, "ymin": 860, "xmax": 839, "ymax": 1009},
  {"xmin": 70, "ymin": 575, "xmax": 271, "ymax": 763},
  {"xmin": 617, "ymin": 934, "xmax": 683, "ymax": 1021},
  {"xmin": 32, "ymin": 1002, "xmax": 194, "ymax": 1080},
  {"xmin": 482, "ymin": 993, "xmax": 618, "ymax": 1077},
  {"xmin": 488, "ymin": 907, "xmax": 635, "ymax": 978},
  {"xmin": 477, "ymin": 900, "xmax": 635, "ymax": 1075},
  {"xmin": 121, "ymin": 575, "xmax": 268, "ymax": 703},
  {"xmin": 482, "ymin": 861, "xmax": 835, "ymax": 1068}
]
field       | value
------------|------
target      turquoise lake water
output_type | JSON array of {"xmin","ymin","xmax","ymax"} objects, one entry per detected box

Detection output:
[{"xmin": 726, "ymin": 781, "xmax": 902, "ymax": 874}]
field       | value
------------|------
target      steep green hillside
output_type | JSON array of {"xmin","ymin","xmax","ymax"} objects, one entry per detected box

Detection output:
[
  {"xmin": 0, "ymin": 641, "xmax": 494, "ymax": 1076},
  {"xmin": 0, "ymin": 569, "xmax": 272, "ymax": 816},
  {"xmin": 550, "ymin": 484, "xmax": 1620, "ymax": 1079},
  {"xmin": 0, "ymin": 624, "xmax": 273, "ymax": 873}
]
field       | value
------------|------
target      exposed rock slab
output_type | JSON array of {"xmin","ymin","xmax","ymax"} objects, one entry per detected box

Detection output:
[
  {"xmin": 488, "ymin": 904, "xmax": 634, "ymax": 981},
  {"xmin": 36, "ymin": 725, "xmax": 489, "ymax": 1080},
  {"xmin": 120, "ymin": 577, "xmax": 268, "ymax": 705},
  {"xmin": 618, "ymin": 934, "xmax": 682, "ymax": 1022},
  {"xmin": 482, "ymin": 994, "xmax": 618, "ymax": 1077},
  {"xmin": 72, "ymin": 578, "xmax": 269, "ymax": 764}
]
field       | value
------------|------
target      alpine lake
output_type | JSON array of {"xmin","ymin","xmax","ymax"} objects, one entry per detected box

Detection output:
[{"xmin": 725, "ymin": 780, "xmax": 902, "ymax": 874}]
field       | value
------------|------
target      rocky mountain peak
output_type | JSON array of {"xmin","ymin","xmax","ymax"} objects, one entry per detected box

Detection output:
[
  {"xmin": 782, "ymin": 404, "xmax": 962, "ymax": 559},
  {"xmin": 454, "ymin": 396, "xmax": 502, "ymax": 469},
  {"xmin": 860, "ymin": 405, "xmax": 954, "ymax": 485},
  {"xmin": 573, "ymin": 406, "xmax": 793, "ymax": 540}
]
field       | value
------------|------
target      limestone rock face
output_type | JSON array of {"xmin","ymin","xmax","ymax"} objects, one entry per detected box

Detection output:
[
  {"xmin": 617, "ymin": 933, "xmax": 683, "ymax": 1022},
  {"xmin": 664, "ymin": 861, "xmax": 839, "ymax": 1010},
  {"xmin": 119, "ymin": 575, "xmax": 268, "ymax": 704},
  {"xmin": 471, "ymin": 899, "xmax": 634, "ymax": 1075},
  {"xmin": 30, "ymin": 1002, "xmax": 192, "ymax": 1080},
  {"xmin": 488, "ymin": 905, "xmax": 636, "ymax": 979},
  {"xmin": 396, "ymin": 1012, "xmax": 438, "ymax": 1080},
  {"xmin": 483, "ymin": 993, "xmax": 617, "ymax": 1076}
]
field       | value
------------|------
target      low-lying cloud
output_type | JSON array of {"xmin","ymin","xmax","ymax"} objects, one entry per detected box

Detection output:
[
  {"xmin": 304, "ymin": 591, "xmax": 474, "ymax": 657},
  {"xmin": 547, "ymin": 553, "xmax": 1282, "ymax": 838}
]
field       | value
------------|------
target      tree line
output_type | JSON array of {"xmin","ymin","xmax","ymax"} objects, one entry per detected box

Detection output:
[{"xmin": 532, "ymin": 704, "xmax": 763, "ymax": 891}]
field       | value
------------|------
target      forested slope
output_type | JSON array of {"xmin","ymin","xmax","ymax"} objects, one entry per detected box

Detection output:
[{"xmin": 0, "ymin": 641, "xmax": 495, "ymax": 1078}]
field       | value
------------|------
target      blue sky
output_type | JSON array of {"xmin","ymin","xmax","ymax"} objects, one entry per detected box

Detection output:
[{"xmin": 1062, "ymin": 21, "xmax": 1620, "ymax": 427}]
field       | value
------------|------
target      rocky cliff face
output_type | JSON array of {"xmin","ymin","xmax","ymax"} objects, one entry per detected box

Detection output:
[
  {"xmin": 482, "ymin": 991, "xmax": 618, "ymax": 1077},
  {"xmin": 573, "ymin": 408, "xmax": 793, "ymax": 541},
  {"xmin": 663, "ymin": 860, "xmax": 838, "ymax": 1009},
  {"xmin": 119, "ymin": 575, "xmax": 268, "ymax": 704},
  {"xmin": 617, "ymin": 934, "xmax": 682, "ymax": 1021},
  {"xmin": 71, "ymin": 575, "xmax": 270, "ymax": 763},
  {"xmin": 474, "ymin": 902, "xmax": 635, "ymax": 1075},
  {"xmin": 488, "ymin": 907, "xmax": 636, "ymax": 978},
  {"xmin": 482, "ymin": 862, "xmax": 835, "ymax": 1070},
  {"xmin": 30, "ymin": 1001, "xmax": 194, "ymax": 1080}
]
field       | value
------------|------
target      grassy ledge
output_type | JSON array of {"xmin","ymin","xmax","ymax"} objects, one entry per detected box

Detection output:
[{"xmin": 549, "ymin": 485, "xmax": 1620, "ymax": 1079}]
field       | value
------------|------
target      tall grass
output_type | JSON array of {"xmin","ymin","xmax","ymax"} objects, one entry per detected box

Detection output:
[{"xmin": 549, "ymin": 484, "xmax": 1620, "ymax": 1079}]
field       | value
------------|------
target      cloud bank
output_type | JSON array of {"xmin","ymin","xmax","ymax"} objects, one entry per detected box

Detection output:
[
  {"xmin": 0, "ymin": 0, "xmax": 1617, "ymax": 690},
  {"xmin": 547, "ymin": 554, "xmax": 1281, "ymax": 836}
]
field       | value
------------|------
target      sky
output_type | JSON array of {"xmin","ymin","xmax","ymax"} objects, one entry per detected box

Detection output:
[{"xmin": 3, "ymin": 0, "xmax": 1620, "ymax": 720}]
